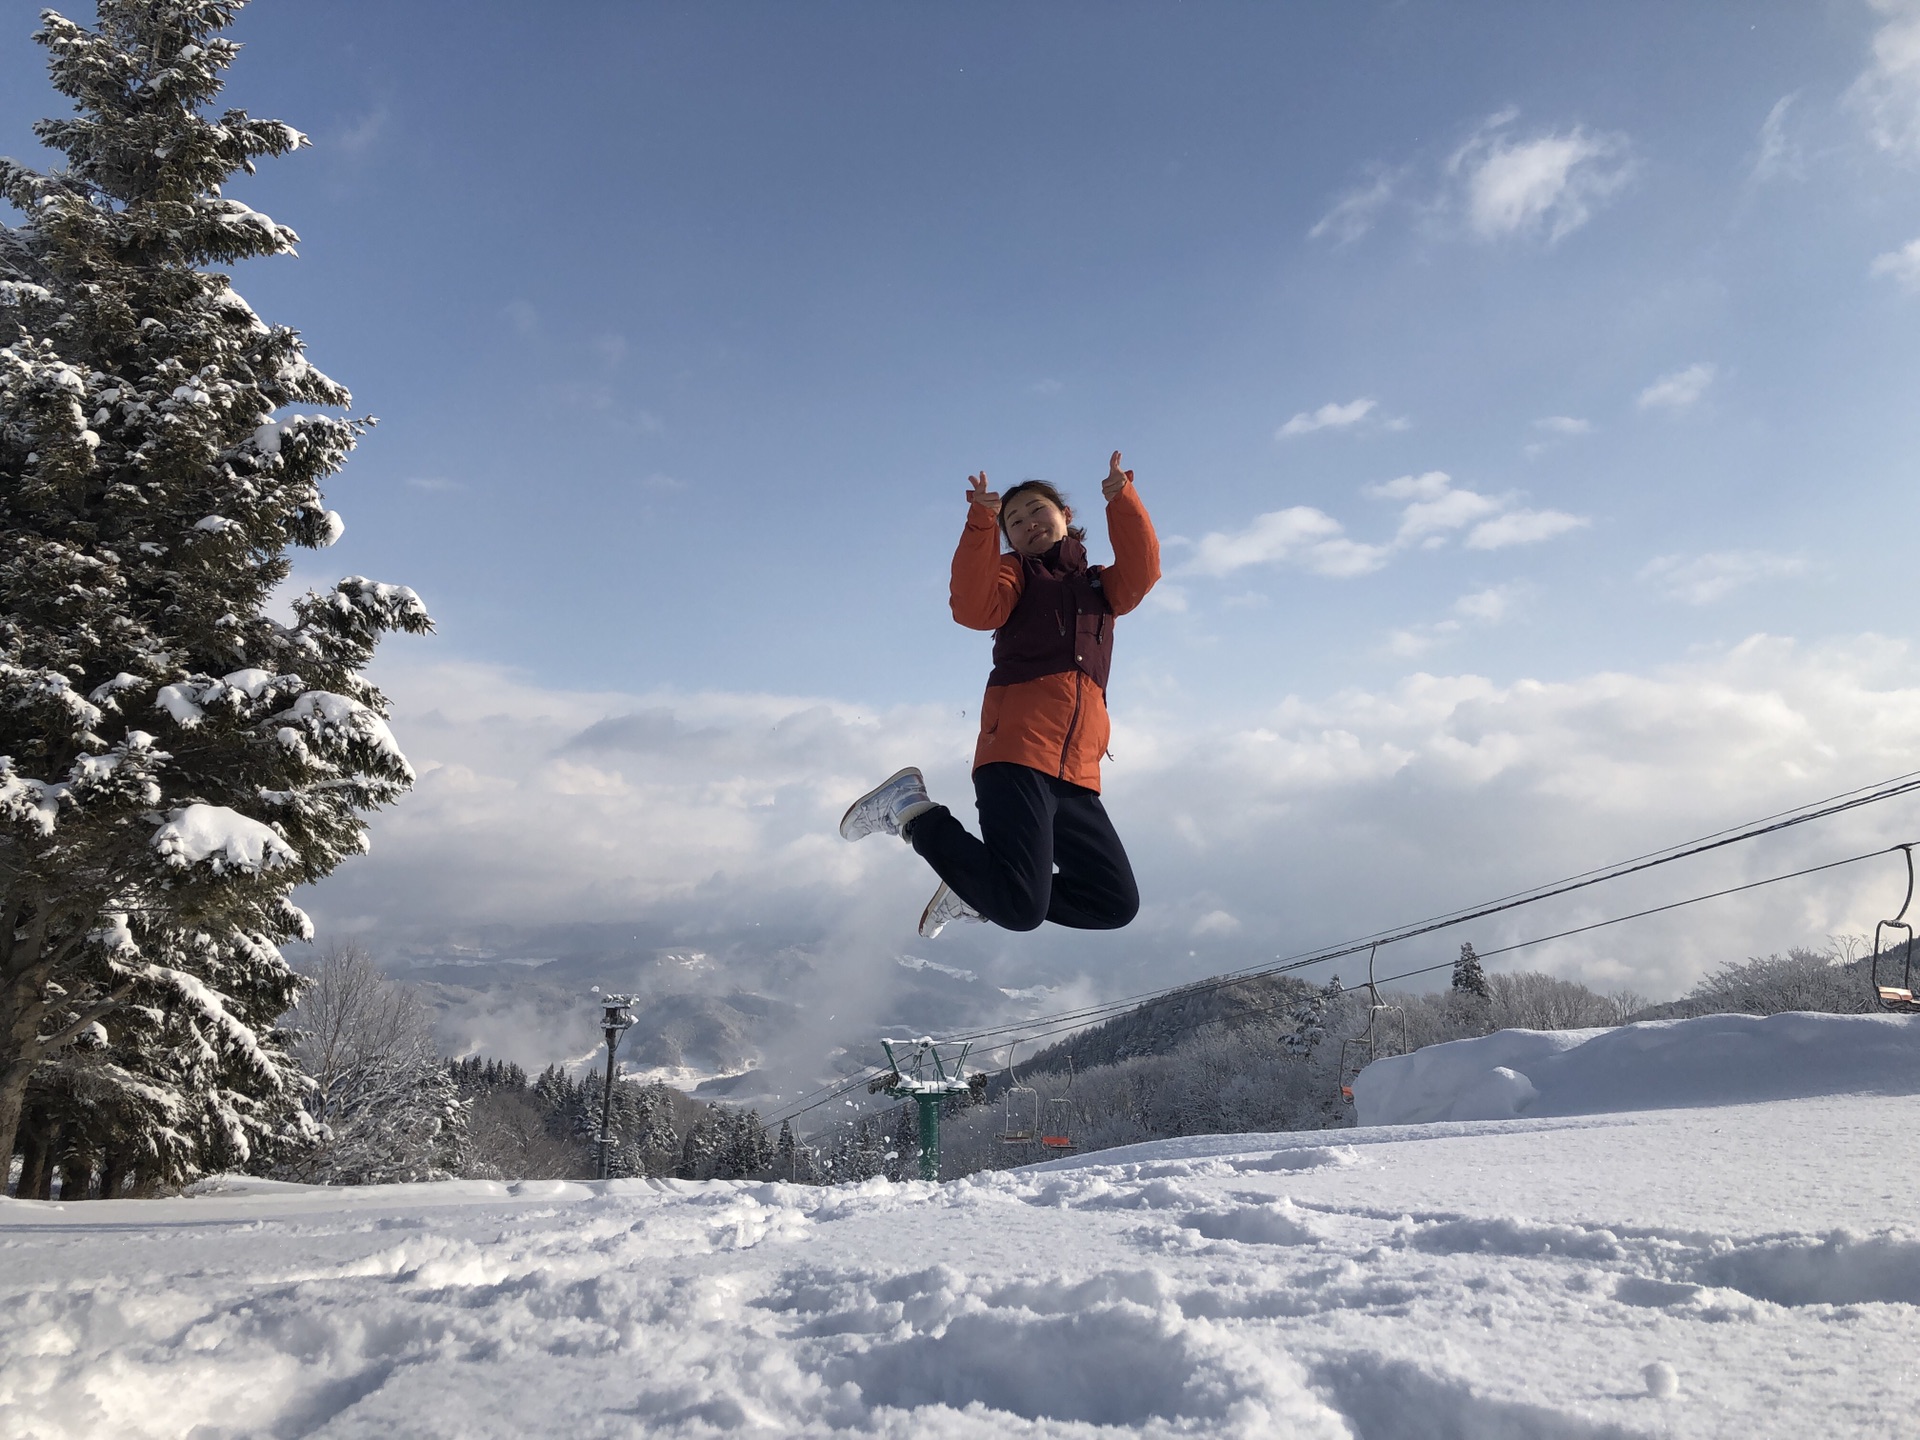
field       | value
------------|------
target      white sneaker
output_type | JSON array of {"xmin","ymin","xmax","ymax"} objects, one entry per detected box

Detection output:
[
  {"xmin": 839, "ymin": 766, "xmax": 934, "ymax": 841},
  {"xmin": 919, "ymin": 882, "xmax": 985, "ymax": 939}
]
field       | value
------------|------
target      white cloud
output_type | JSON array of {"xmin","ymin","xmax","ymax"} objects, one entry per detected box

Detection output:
[
  {"xmin": 1849, "ymin": 0, "xmax": 1920, "ymax": 158},
  {"xmin": 1191, "ymin": 909, "xmax": 1242, "ymax": 937},
  {"xmin": 1188, "ymin": 472, "xmax": 1585, "ymax": 583},
  {"xmin": 1637, "ymin": 363, "xmax": 1716, "ymax": 412},
  {"xmin": 1453, "ymin": 584, "xmax": 1520, "ymax": 624},
  {"xmin": 1278, "ymin": 397, "xmax": 1376, "ymax": 438},
  {"xmin": 1639, "ymin": 551, "xmax": 1809, "ymax": 605},
  {"xmin": 1028, "ymin": 378, "xmax": 1064, "ymax": 396},
  {"xmin": 1465, "ymin": 508, "xmax": 1590, "ymax": 550},
  {"xmin": 1447, "ymin": 113, "xmax": 1636, "ymax": 243},
  {"xmin": 639, "ymin": 471, "xmax": 685, "ymax": 493},
  {"xmin": 1751, "ymin": 94, "xmax": 1804, "ymax": 182},
  {"xmin": 1533, "ymin": 416, "xmax": 1592, "ymax": 436},
  {"xmin": 405, "ymin": 476, "xmax": 463, "ymax": 493},
  {"xmin": 1370, "ymin": 472, "xmax": 1587, "ymax": 553},
  {"xmin": 1385, "ymin": 583, "xmax": 1525, "ymax": 658},
  {"xmin": 1366, "ymin": 472, "xmax": 1452, "ymax": 503},
  {"xmin": 1871, "ymin": 238, "xmax": 1920, "ymax": 292},
  {"xmin": 1391, "ymin": 483, "xmax": 1504, "ymax": 546},
  {"xmin": 1185, "ymin": 507, "xmax": 1390, "ymax": 578},
  {"xmin": 1308, "ymin": 170, "xmax": 1399, "ymax": 244}
]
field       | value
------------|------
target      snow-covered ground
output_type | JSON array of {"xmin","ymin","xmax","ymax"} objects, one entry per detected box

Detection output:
[{"xmin": 6, "ymin": 1014, "xmax": 1920, "ymax": 1438}]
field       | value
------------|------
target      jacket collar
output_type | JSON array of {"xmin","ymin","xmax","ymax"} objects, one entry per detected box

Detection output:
[{"xmin": 1025, "ymin": 535, "xmax": 1088, "ymax": 577}]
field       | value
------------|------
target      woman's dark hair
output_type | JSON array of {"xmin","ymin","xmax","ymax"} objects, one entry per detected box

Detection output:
[{"xmin": 998, "ymin": 479, "xmax": 1086, "ymax": 543}]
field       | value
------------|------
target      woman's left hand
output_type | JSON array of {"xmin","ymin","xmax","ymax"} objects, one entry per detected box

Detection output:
[{"xmin": 1102, "ymin": 450, "xmax": 1133, "ymax": 501}]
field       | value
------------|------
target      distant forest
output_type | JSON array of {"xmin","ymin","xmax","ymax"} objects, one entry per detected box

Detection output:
[{"xmin": 9, "ymin": 941, "xmax": 1882, "ymax": 1198}]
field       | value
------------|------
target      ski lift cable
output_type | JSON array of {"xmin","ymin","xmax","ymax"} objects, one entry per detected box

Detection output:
[
  {"xmin": 944, "ymin": 840, "xmax": 1904, "ymax": 1067},
  {"xmin": 937, "ymin": 771, "xmax": 1920, "ymax": 1052},
  {"xmin": 948, "ymin": 841, "xmax": 1908, "ymax": 1062}
]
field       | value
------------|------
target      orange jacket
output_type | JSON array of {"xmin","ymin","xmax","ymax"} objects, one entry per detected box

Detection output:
[{"xmin": 950, "ymin": 483, "xmax": 1161, "ymax": 792}]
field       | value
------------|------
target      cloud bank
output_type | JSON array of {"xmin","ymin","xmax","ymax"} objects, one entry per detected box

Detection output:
[{"xmin": 305, "ymin": 632, "xmax": 1920, "ymax": 1071}]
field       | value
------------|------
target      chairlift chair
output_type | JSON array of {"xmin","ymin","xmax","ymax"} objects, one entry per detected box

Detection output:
[
  {"xmin": 1339, "ymin": 945, "xmax": 1410, "ymax": 1103},
  {"xmin": 998, "ymin": 1044, "xmax": 1040, "ymax": 1145},
  {"xmin": 1039, "ymin": 1056, "xmax": 1076, "ymax": 1151},
  {"xmin": 1874, "ymin": 844, "xmax": 1920, "ymax": 1012}
]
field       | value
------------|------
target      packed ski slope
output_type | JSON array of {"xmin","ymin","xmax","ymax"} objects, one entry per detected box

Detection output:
[{"xmin": 5, "ymin": 1013, "xmax": 1920, "ymax": 1438}]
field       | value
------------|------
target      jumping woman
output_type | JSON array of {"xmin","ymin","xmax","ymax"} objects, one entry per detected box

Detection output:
[{"xmin": 841, "ymin": 450, "xmax": 1161, "ymax": 938}]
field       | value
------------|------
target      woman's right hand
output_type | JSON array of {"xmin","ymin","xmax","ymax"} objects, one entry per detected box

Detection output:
[{"xmin": 967, "ymin": 471, "xmax": 1000, "ymax": 517}]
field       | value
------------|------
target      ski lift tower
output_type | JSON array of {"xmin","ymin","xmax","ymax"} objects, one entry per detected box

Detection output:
[
  {"xmin": 593, "ymin": 992, "xmax": 637, "ymax": 1179},
  {"xmin": 870, "ymin": 1037, "xmax": 973, "ymax": 1182}
]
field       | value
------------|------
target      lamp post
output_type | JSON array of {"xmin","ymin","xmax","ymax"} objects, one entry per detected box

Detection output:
[{"xmin": 594, "ymin": 994, "xmax": 636, "ymax": 1179}]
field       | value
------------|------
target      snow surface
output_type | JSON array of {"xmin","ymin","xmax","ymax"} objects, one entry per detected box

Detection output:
[{"xmin": 5, "ymin": 1012, "xmax": 1920, "ymax": 1437}]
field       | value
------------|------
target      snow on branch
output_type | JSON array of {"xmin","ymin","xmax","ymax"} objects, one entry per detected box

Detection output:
[{"xmin": 152, "ymin": 803, "xmax": 297, "ymax": 874}]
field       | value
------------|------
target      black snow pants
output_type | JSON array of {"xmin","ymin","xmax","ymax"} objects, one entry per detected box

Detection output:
[{"xmin": 907, "ymin": 761, "xmax": 1140, "ymax": 932}]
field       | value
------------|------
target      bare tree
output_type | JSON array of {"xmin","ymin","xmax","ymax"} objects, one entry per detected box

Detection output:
[
  {"xmin": 275, "ymin": 945, "xmax": 464, "ymax": 1184},
  {"xmin": 1487, "ymin": 971, "xmax": 1619, "ymax": 1030}
]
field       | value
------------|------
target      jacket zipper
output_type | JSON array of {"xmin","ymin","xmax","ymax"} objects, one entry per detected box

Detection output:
[{"xmin": 1059, "ymin": 671, "xmax": 1082, "ymax": 779}]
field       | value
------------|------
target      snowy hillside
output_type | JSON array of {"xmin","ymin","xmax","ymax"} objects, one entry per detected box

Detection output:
[{"xmin": 5, "ymin": 1011, "xmax": 1920, "ymax": 1437}]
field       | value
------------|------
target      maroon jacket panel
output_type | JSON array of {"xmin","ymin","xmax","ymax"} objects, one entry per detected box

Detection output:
[{"xmin": 987, "ymin": 537, "xmax": 1115, "ymax": 693}]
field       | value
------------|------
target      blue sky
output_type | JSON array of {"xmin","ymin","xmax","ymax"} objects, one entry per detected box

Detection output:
[{"xmin": 8, "ymin": 2, "xmax": 1920, "ymax": 1058}]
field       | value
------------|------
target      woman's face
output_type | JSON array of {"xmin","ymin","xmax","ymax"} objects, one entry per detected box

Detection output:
[{"xmin": 1002, "ymin": 492, "xmax": 1071, "ymax": 557}]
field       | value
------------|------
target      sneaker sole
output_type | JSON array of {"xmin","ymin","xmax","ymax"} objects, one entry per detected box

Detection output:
[
  {"xmin": 918, "ymin": 885, "xmax": 950, "ymax": 939},
  {"xmin": 839, "ymin": 766, "xmax": 924, "ymax": 841}
]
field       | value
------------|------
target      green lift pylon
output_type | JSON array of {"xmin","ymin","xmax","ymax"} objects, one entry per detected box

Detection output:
[{"xmin": 871, "ymin": 1037, "xmax": 973, "ymax": 1182}]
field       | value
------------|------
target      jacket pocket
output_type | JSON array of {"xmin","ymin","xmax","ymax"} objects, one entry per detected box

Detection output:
[{"xmin": 980, "ymin": 685, "xmax": 1004, "ymax": 738}]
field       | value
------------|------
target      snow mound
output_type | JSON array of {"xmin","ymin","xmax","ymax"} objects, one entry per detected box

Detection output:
[{"xmin": 1352, "ymin": 1010, "xmax": 1920, "ymax": 1126}]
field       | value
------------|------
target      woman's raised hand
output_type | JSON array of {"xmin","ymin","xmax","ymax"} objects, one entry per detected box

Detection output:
[
  {"xmin": 968, "ymin": 471, "xmax": 1000, "ymax": 517},
  {"xmin": 1102, "ymin": 450, "xmax": 1133, "ymax": 501}
]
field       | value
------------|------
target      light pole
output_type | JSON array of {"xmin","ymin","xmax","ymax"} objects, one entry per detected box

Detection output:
[{"xmin": 594, "ymin": 994, "xmax": 636, "ymax": 1179}]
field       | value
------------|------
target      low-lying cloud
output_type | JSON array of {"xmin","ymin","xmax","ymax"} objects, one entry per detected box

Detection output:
[{"xmin": 306, "ymin": 631, "xmax": 1920, "ymax": 1078}]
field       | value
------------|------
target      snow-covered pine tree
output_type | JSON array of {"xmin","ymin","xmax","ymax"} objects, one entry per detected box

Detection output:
[
  {"xmin": 1452, "ymin": 942, "xmax": 1491, "ymax": 1002},
  {"xmin": 678, "ymin": 1104, "xmax": 723, "ymax": 1180},
  {"xmin": 772, "ymin": 1118, "xmax": 798, "ymax": 1182},
  {"xmin": 1449, "ymin": 941, "xmax": 1493, "ymax": 1036},
  {"xmin": 631, "ymin": 1080, "xmax": 678, "ymax": 1178},
  {"xmin": 1283, "ymin": 976, "xmax": 1343, "ymax": 1059},
  {"xmin": 0, "ymin": 2, "xmax": 430, "ymax": 1186}
]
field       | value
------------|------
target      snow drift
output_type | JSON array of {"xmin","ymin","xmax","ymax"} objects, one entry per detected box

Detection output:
[{"xmin": 1350, "ymin": 1009, "xmax": 1920, "ymax": 1126}]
